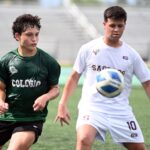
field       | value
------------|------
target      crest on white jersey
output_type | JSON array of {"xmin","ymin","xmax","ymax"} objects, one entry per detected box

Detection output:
[{"xmin": 92, "ymin": 46, "xmax": 100, "ymax": 55}]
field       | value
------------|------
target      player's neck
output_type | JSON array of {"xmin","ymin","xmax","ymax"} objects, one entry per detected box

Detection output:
[
  {"xmin": 18, "ymin": 46, "xmax": 37, "ymax": 57},
  {"xmin": 103, "ymin": 37, "xmax": 122, "ymax": 48}
]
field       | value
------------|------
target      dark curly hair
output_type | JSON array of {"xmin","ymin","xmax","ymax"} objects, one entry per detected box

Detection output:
[
  {"xmin": 104, "ymin": 6, "xmax": 127, "ymax": 22},
  {"xmin": 12, "ymin": 14, "xmax": 41, "ymax": 39}
]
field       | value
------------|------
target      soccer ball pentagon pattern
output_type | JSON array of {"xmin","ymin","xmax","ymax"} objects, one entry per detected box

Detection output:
[{"xmin": 96, "ymin": 68, "xmax": 124, "ymax": 98}]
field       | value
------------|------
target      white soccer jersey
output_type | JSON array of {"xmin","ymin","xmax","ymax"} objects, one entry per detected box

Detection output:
[{"xmin": 73, "ymin": 37, "xmax": 150, "ymax": 115}]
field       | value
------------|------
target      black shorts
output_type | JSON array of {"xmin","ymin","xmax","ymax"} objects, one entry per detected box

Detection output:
[{"xmin": 0, "ymin": 121, "xmax": 44, "ymax": 146}]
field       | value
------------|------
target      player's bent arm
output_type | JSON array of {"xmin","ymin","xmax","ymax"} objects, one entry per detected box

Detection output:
[
  {"xmin": 0, "ymin": 81, "xmax": 6, "ymax": 101},
  {"xmin": 142, "ymin": 80, "xmax": 150, "ymax": 99},
  {"xmin": 55, "ymin": 70, "xmax": 81, "ymax": 126},
  {"xmin": 33, "ymin": 84, "xmax": 60, "ymax": 111},
  {"xmin": 0, "ymin": 81, "xmax": 9, "ymax": 114},
  {"xmin": 59, "ymin": 70, "xmax": 81, "ymax": 105},
  {"xmin": 46, "ymin": 84, "xmax": 60, "ymax": 101}
]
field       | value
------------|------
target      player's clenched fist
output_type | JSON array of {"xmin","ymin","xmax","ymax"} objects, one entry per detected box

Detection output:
[{"xmin": 0, "ymin": 101, "xmax": 8, "ymax": 114}]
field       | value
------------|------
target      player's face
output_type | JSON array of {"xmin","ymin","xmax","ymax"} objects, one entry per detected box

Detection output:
[
  {"xmin": 103, "ymin": 18, "xmax": 126, "ymax": 42},
  {"xmin": 16, "ymin": 27, "xmax": 40, "ymax": 52}
]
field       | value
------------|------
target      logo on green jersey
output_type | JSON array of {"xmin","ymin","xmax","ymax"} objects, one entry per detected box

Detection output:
[
  {"xmin": 12, "ymin": 79, "xmax": 41, "ymax": 88},
  {"xmin": 9, "ymin": 66, "xmax": 18, "ymax": 75}
]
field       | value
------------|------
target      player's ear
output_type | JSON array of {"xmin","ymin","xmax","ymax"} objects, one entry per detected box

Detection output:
[
  {"xmin": 103, "ymin": 21, "xmax": 106, "ymax": 26},
  {"xmin": 14, "ymin": 33, "xmax": 20, "ymax": 41}
]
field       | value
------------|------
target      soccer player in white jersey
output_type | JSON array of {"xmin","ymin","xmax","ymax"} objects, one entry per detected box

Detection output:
[{"xmin": 55, "ymin": 6, "xmax": 150, "ymax": 150}]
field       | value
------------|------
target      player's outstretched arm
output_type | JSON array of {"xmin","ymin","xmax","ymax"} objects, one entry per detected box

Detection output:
[
  {"xmin": 55, "ymin": 70, "xmax": 81, "ymax": 126},
  {"xmin": 142, "ymin": 80, "xmax": 150, "ymax": 99}
]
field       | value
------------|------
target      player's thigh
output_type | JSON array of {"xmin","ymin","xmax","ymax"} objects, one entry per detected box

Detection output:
[
  {"xmin": 7, "ymin": 131, "xmax": 35, "ymax": 150},
  {"xmin": 76, "ymin": 110, "xmax": 108, "ymax": 142},
  {"xmin": 109, "ymin": 115, "xmax": 144, "ymax": 144},
  {"xmin": 76, "ymin": 111, "xmax": 99, "ymax": 144},
  {"xmin": 123, "ymin": 142, "xmax": 146, "ymax": 150},
  {"xmin": 77, "ymin": 124, "xmax": 97, "ymax": 144}
]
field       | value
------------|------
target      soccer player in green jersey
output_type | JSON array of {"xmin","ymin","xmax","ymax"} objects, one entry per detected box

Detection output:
[{"xmin": 0, "ymin": 14, "xmax": 60, "ymax": 150}]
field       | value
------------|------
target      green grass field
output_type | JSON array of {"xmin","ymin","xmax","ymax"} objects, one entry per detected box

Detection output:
[
  {"xmin": 29, "ymin": 86, "xmax": 150, "ymax": 150},
  {"xmin": 4, "ymin": 86, "xmax": 150, "ymax": 150}
]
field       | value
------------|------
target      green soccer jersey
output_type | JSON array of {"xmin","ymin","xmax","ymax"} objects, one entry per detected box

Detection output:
[{"xmin": 0, "ymin": 48, "xmax": 60, "ymax": 122}]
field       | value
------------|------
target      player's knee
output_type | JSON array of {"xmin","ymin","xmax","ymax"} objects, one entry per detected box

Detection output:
[
  {"xmin": 77, "ymin": 135, "xmax": 93, "ymax": 148},
  {"xmin": 123, "ymin": 143, "xmax": 146, "ymax": 150},
  {"xmin": 7, "ymin": 143, "xmax": 31, "ymax": 150}
]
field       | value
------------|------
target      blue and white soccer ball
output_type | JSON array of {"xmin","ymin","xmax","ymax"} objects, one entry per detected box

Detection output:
[{"xmin": 96, "ymin": 68, "xmax": 124, "ymax": 98}]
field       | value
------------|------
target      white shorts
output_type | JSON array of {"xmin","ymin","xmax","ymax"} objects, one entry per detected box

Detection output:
[{"xmin": 76, "ymin": 110, "xmax": 144, "ymax": 144}]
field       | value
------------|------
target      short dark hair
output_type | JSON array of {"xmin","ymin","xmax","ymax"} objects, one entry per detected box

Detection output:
[
  {"xmin": 104, "ymin": 6, "xmax": 127, "ymax": 22},
  {"xmin": 12, "ymin": 14, "xmax": 41, "ymax": 39}
]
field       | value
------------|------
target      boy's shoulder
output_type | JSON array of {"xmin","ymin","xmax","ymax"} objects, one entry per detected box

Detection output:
[
  {"xmin": 0, "ymin": 49, "xmax": 17, "ymax": 61},
  {"xmin": 37, "ymin": 48, "xmax": 60, "ymax": 65},
  {"xmin": 81, "ymin": 37, "xmax": 102, "ymax": 50}
]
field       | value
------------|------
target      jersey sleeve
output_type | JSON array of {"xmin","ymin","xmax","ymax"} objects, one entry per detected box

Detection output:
[
  {"xmin": 73, "ymin": 45, "xmax": 87, "ymax": 74},
  {"xmin": 133, "ymin": 52, "xmax": 150, "ymax": 83},
  {"xmin": 0, "ymin": 57, "xmax": 9, "ymax": 85},
  {"xmin": 47, "ymin": 59, "xmax": 61, "ymax": 86}
]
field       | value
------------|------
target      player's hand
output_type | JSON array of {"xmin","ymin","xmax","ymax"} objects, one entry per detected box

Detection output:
[
  {"xmin": 33, "ymin": 95, "xmax": 48, "ymax": 112},
  {"xmin": 54, "ymin": 103, "xmax": 70, "ymax": 126},
  {"xmin": 0, "ymin": 101, "xmax": 9, "ymax": 115}
]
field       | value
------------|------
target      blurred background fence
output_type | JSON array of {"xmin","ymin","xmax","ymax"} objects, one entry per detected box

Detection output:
[
  {"xmin": 0, "ymin": 0, "xmax": 150, "ymax": 64},
  {"xmin": 0, "ymin": 0, "xmax": 150, "ymax": 85}
]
